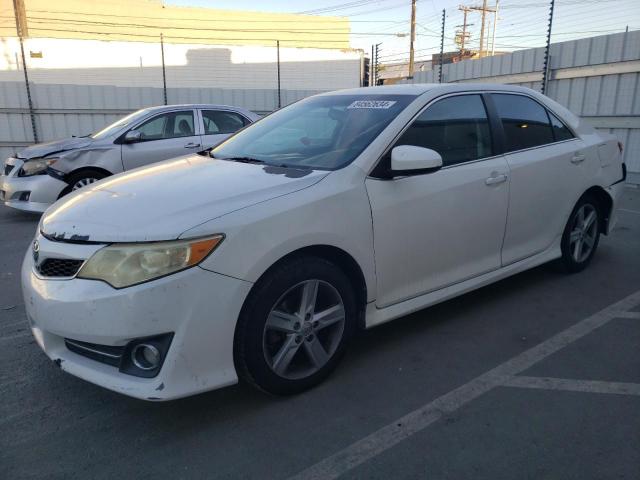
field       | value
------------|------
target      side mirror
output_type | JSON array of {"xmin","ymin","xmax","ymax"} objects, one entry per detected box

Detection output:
[
  {"xmin": 390, "ymin": 145, "xmax": 443, "ymax": 176},
  {"xmin": 123, "ymin": 130, "xmax": 142, "ymax": 144}
]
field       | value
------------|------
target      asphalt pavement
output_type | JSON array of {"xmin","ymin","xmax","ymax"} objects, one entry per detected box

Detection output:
[{"xmin": 1, "ymin": 186, "xmax": 639, "ymax": 479}]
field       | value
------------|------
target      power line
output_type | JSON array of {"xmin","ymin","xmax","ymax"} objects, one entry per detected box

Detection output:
[
  {"xmin": 298, "ymin": 0, "xmax": 396, "ymax": 15},
  {"xmin": 21, "ymin": 8, "xmax": 403, "ymax": 23},
  {"xmin": 0, "ymin": 16, "xmax": 410, "ymax": 36}
]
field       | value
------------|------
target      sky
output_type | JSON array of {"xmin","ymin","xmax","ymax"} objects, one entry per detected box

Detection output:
[{"xmin": 166, "ymin": 0, "xmax": 640, "ymax": 64}]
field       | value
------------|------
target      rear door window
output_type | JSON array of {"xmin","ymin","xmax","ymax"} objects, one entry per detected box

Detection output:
[
  {"xmin": 202, "ymin": 110, "xmax": 247, "ymax": 134},
  {"xmin": 492, "ymin": 94, "xmax": 554, "ymax": 152},
  {"xmin": 548, "ymin": 111, "xmax": 574, "ymax": 142},
  {"xmin": 395, "ymin": 94, "xmax": 493, "ymax": 166}
]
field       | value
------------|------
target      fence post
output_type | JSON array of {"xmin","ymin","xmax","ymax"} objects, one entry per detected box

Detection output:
[
  {"xmin": 541, "ymin": 0, "xmax": 555, "ymax": 94},
  {"xmin": 160, "ymin": 33, "xmax": 168, "ymax": 105},
  {"xmin": 13, "ymin": 0, "xmax": 38, "ymax": 143},
  {"xmin": 374, "ymin": 43, "xmax": 381, "ymax": 85},
  {"xmin": 439, "ymin": 9, "xmax": 446, "ymax": 84},
  {"xmin": 277, "ymin": 40, "xmax": 281, "ymax": 109}
]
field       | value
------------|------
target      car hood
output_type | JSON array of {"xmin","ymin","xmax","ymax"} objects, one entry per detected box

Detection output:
[
  {"xmin": 41, "ymin": 155, "xmax": 328, "ymax": 242},
  {"xmin": 16, "ymin": 137, "xmax": 94, "ymax": 160}
]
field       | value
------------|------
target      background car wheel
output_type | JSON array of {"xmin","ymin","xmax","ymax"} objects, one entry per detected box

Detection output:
[
  {"xmin": 59, "ymin": 169, "xmax": 109, "ymax": 198},
  {"xmin": 557, "ymin": 194, "xmax": 601, "ymax": 273},
  {"xmin": 234, "ymin": 256, "xmax": 357, "ymax": 395}
]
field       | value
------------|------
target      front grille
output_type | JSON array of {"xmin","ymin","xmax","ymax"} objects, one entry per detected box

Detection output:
[
  {"xmin": 3, "ymin": 164, "xmax": 13, "ymax": 175},
  {"xmin": 65, "ymin": 339, "xmax": 124, "ymax": 367},
  {"xmin": 37, "ymin": 258, "xmax": 84, "ymax": 277}
]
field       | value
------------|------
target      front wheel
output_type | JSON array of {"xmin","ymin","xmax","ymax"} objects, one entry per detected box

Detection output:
[
  {"xmin": 234, "ymin": 256, "xmax": 356, "ymax": 395},
  {"xmin": 558, "ymin": 195, "xmax": 601, "ymax": 273},
  {"xmin": 59, "ymin": 169, "xmax": 109, "ymax": 198}
]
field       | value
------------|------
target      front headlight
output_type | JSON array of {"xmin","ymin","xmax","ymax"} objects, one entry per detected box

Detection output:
[
  {"xmin": 21, "ymin": 158, "xmax": 57, "ymax": 176},
  {"xmin": 77, "ymin": 235, "xmax": 224, "ymax": 288}
]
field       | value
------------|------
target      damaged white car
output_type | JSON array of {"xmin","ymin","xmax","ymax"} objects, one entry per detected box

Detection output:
[
  {"xmin": 22, "ymin": 84, "xmax": 626, "ymax": 400},
  {"xmin": 1, "ymin": 104, "xmax": 259, "ymax": 212}
]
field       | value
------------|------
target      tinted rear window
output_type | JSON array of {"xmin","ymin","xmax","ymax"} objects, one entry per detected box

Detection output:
[{"xmin": 492, "ymin": 94, "xmax": 554, "ymax": 152}]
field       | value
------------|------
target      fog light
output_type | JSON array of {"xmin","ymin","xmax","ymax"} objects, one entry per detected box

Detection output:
[
  {"xmin": 120, "ymin": 332, "xmax": 173, "ymax": 378},
  {"xmin": 11, "ymin": 191, "xmax": 30, "ymax": 201},
  {"xmin": 131, "ymin": 343, "xmax": 161, "ymax": 370}
]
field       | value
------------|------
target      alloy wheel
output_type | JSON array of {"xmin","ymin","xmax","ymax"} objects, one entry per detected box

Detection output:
[
  {"xmin": 71, "ymin": 177, "xmax": 98, "ymax": 191},
  {"xmin": 569, "ymin": 203, "xmax": 598, "ymax": 263},
  {"xmin": 262, "ymin": 279, "xmax": 346, "ymax": 380}
]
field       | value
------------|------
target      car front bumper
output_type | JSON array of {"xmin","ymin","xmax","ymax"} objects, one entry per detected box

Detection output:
[
  {"xmin": 21, "ymin": 236, "xmax": 253, "ymax": 401},
  {"xmin": 1, "ymin": 158, "xmax": 67, "ymax": 213}
]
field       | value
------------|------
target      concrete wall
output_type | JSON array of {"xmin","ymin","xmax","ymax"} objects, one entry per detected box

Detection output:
[{"xmin": 0, "ymin": 82, "xmax": 323, "ymax": 160}]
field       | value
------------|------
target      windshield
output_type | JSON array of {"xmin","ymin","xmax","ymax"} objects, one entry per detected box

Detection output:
[
  {"xmin": 91, "ymin": 109, "xmax": 153, "ymax": 140},
  {"xmin": 212, "ymin": 94, "xmax": 416, "ymax": 170}
]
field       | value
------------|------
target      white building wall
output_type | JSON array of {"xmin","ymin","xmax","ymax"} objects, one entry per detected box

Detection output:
[{"xmin": 0, "ymin": 37, "xmax": 363, "ymax": 90}]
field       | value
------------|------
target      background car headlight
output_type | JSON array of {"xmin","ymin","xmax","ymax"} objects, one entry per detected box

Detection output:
[
  {"xmin": 77, "ymin": 235, "xmax": 224, "ymax": 288},
  {"xmin": 20, "ymin": 158, "xmax": 57, "ymax": 176}
]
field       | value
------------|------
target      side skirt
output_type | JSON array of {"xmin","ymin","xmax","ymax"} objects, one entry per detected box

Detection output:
[{"xmin": 364, "ymin": 242, "xmax": 562, "ymax": 329}]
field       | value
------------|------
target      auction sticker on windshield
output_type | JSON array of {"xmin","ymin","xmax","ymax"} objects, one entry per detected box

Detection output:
[{"xmin": 347, "ymin": 100, "xmax": 397, "ymax": 109}]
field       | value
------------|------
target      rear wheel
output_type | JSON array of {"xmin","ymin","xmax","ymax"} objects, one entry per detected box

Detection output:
[
  {"xmin": 234, "ymin": 256, "xmax": 356, "ymax": 395},
  {"xmin": 558, "ymin": 195, "xmax": 601, "ymax": 273}
]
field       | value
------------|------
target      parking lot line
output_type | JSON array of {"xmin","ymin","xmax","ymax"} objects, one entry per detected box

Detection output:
[
  {"xmin": 615, "ymin": 311, "xmax": 640, "ymax": 319},
  {"xmin": 289, "ymin": 289, "xmax": 640, "ymax": 480},
  {"xmin": 501, "ymin": 376, "xmax": 640, "ymax": 396}
]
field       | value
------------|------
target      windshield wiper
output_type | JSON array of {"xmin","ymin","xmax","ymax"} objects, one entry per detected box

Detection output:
[{"xmin": 219, "ymin": 156, "xmax": 266, "ymax": 164}]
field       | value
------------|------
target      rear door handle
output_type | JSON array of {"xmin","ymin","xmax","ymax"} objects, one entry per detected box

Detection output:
[
  {"xmin": 184, "ymin": 142, "xmax": 201, "ymax": 149},
  {"xmin": 485, "ymin": 174, "xmax": 508, "ymax": 185},
  {"xmin": 571, "ymin": 154, "xmax": 586, "ymax": 164}
]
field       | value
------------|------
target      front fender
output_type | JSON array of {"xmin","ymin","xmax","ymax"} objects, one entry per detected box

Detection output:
[
  {"xmin": 53, "ymin": 145, "xmax": 123, "ymax": 175},
  {"xmin": 182, "ymin": 173, "xmax": 377, "ymax": 302}
]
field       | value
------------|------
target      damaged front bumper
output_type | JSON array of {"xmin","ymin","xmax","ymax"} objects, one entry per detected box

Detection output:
[
  {"xmin": 21, "ymin": 234, "xmax": 253, "ymax": 401},
  {"xmin": 1, "ymin": 158, "xmax": 67, "ymax": 213}
]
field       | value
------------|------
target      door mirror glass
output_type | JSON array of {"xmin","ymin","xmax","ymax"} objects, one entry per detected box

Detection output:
[
  {"xmin": 391, "ymin": 145, "xmax": 443, "ymax": 174},
  {"xmin": 123, "ymin": 130, "xmax": 142, "ymax": 143}
]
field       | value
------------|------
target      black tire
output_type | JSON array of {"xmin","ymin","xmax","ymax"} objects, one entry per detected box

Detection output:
[
  {"xmin": 557, "ymin": 194, "xmax": 602, "ymax": 273},
  {"xmin": 234, "ymin": 256, "xmax": 357, "ymax": 395},
  {"xmin": 59, "ymin": 169, "xmax": 109, "ymax": 198}
]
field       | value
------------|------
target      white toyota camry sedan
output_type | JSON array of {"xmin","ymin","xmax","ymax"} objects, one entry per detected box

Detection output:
[{"xmin": 22, "ymin": 84, "xmax": 626, "ymax": 400}]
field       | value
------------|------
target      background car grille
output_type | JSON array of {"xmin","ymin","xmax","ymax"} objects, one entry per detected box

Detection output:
[
  {"xmin": 3, "ymin": 164, "xmax": 13, "ymax": 175},
  {"xmin": 37, "ymin": 258, "xmax": 84, "ymax": 277}
]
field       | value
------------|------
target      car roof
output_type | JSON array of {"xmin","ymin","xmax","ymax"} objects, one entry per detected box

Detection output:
[
  {"xmin": 143, "ymin": 104, "xmax": 258, "ymax": 115},
  {"xmin": 319, "ymin": 83, "xmax": 538, "ymax": 97}
]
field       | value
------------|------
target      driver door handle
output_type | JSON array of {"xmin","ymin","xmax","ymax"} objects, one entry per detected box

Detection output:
[
  {"xmin": 571, "ymin": 153, "xmax": 586, "ymax": 164},
  {"xmin": 485, "ymin": 173, "xmax": 508, "ymax": 185},
  {"xmin": 184, "ymin": 142, "xmax": 201, "ymax": 149}
]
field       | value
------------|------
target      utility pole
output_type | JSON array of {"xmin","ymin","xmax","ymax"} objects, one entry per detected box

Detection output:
[
  {"xmin": 12, "ymin": 0, "xmax": 38, "ymax": 143},
  {"xmin": 479, "ymin": 0, "xmax": 487, "ymax": 57},
  {"xmin": 456, "ymin": 6, "xmax": 473, "ymax": 61},
  {"xmin": 408, "ymin": 0, "xmax": 417, "ymax": 77},
  {"xmin": 491, "ymin": 0, "xmax": 499, "ymax": 56},
  {"xmin": 469, "ymin": 1, "xmax": 497, "ymax": 58}
]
